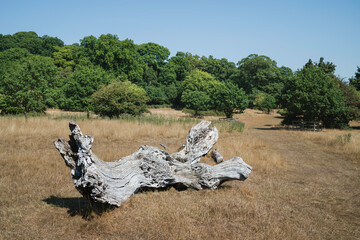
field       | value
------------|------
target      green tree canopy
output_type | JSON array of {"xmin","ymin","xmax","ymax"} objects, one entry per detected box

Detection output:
[
  {"xmin": 0, "ymin": 48, "xmax": 30, "ymax": 64},
  {"xmin": 214, "ymin": 81, "xmax": 248, "ymax": 118},
  {"xmin": 236, "ymin": 54, "xmax": 279, "ymax": 93},
  {"xmin": 234, "ymin": 54, "xmax": 290, "ymax": 106},
  {"xmin": 181, "ymin": 90, "xmax": 212, "ymax": 115},
  {"xmin": 137, "ymin": 42, "xmax": 170, "ymax": 72},
  {"xmin": 53, "ymin": 45, "xmax": 81, "ymax": 71},
  {"xmin": 0, "ymin": 32, "xmax": 63, "ymax": 56},
  {"xmin": 181, "ymin": 70, "xmax": 222, "ymax": 113},
  {"xmin": 168, "ymin": 52, "xmax": 192, "ymax": 82},
  {"xmin": 40, "ymin": 35, "xmax": 65, "ymax": 57},
  {"xmin": 80, "ymin": 34, "xmax": 144, "ymax": 82},
  {"xmin": 61, "ymin": 65, "xmax": 113, "ymax": 111},
  {"xmin": 305, "ymin": 57, "xmax": 336, "ymax": 75},
  {"xmin": 339, "ymin": 80, "xmax": 360, "ymax": 120},
  {"xmin": 349, "ymin": 66, "xmax": 360, "ymax": 91},
  {"xmin": 253, "ymin": 91, "xmax": 276, "ymax": 113},
  {"xmin": 182, "ymin": 69, "xmax": 221, "ymax": 94},
  {"xmin": 282, "ymin": 65, "xmax": 350, "ymax": 128},
  {"xmin": 91, "ymin": 81, "xmax": 148, "ymax": 118},
  {"xmin": 158, "ymin": 64, "xmax": 177, "ymax": 85},
  {"xmin": 199, "ymin": 56, "xmax": 238, "ymax": 82},
  {"xmin": 0, "ymin": 54, "xmax": 59, "ymax": 114}
]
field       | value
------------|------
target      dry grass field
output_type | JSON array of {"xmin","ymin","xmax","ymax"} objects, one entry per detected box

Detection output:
[{"xmin": 0, "ymin": 109, "xmax": 359, "ymax": 239}]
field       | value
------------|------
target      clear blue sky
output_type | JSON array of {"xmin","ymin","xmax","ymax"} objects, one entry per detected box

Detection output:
[{"xmin": 1, "ymin": 0, "xmax": 359, "ymax": 79}]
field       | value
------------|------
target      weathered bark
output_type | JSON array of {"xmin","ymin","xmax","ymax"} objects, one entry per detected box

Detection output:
[{"xmin": 54, "ymin": 121, "xmax": 252, "ymax": 207}]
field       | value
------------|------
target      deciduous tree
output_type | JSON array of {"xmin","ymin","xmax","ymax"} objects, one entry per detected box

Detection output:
[
  {"xmin": 214, "ymin": 81, "xmax": 248, "ymax": 118},
  {"xmin": 61, "ymin": 65, "xmax": 113, "ymax": 111},
  {"xmin": 349, "ymin": 66, "xmax": 360, "ymax": 91},
  {"xmin": 0, "ymin": 55, "xmax": 58, "ymax": 114},
  {"xmin": 282, "ymin": 65, "xmax": 350, "ymax": 128}
]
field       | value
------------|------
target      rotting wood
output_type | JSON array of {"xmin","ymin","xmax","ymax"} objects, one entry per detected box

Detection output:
[{"xmin": 54, "ymin": 120, "xmax": 252, "ymax": 207}]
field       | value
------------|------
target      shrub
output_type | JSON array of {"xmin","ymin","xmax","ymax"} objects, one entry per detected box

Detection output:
[{"xmin": 91, "ymin": 81, "xmax": 148, "ymax": 118}]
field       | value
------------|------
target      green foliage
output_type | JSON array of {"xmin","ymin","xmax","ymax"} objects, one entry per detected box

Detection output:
[
  {"xmin": 277, "ymin": 109, "xmax": 287, "ymax": 116},
  {"xmin": 181, "ymin": 90, "xmax": 212, "ymax": 115},
  {"xmin": 182, "ymin": 108, "xmax": 225, "ymax": 116},
  {"xmin": 181, "ymin": 71, "xmax": 248, "ymax": 117},
  {"xmin": 53, "ymin": 45, "xmax": 81, "ymax": 71},
  {"xmin": 137, "ymin": 42, "xmax": 170, "ymax": 72},
  {"xmin": 1, "ymin": 30, "xmax": 355, "ymax": 124},
  {"xmin": 168, "ymin": 52, "xmax": 192, "ymax": 82},
  {"xmin": 260, "ymin": 94, "xmax": 276, "ymax": 113},
  {"xmin": 6, "ymin": 32, "xmax": 42, "ymax": 54},
  {"xmin": 236, "ymin": 54, "xmax": 279, "ymax": 93},
  {"xmin": 199, "ymin": 56, "xmax": 238, "ymax": 82},
  {"xmin": 235, "ymin": 54, "xmax": 291, "ymax": 106},
  {"xmin": 61, "ymin": 65, "xmax": 113, "ymax": 111},
  {"xmin": 282, "ymin": 65, "xmax": 350, "ymax": 128},
  {"xmin": 145, "ymin": 85, "xmax": 168, "ymax": 105},
  {"xmin": 182, "ymin": 70, "xmax": 221, "ymax": 94},
  {"xmin": 349, "ymin": 66, "xmax": 360, "ymax": 91},
  {"xmin": 40, "ymin": 35, "xmax": 65, "ymax": 57},
  {"xmin": 80, "ymin": 34, "xmax": 144, "ymax": 82},
  {"xmin": 214, "ymin": 81, "xmax": 248, "ymax": 118},
  {"xmin": 181, "ymin": 70, "xmax": 221, "ymax": 114},
  {"xmin": 338, "ymin": 80, "xmax": 360, "ymax": 120},
  {"xmin": 0, "ymin": 55, "xmax": 59, "ymax": 114},
  {"xmin": 164, "ymin": 83, "xmax": 181, "ymax": 105},
  {"xmin": 0, "ymin": 32, "xmax": 63, "ymax": 56},
  {"xmin": 0, "ymin": 48, "xmax": 30, "ymax": 64},
  {"xmin": 253, "ymin": 91, "xmax": 277, "ymax": 113},
  {"xmin": 91, "ymin": 81, "xmax": 148, "ymax": 118},
  {"xmin": 141, "ymin": 66, "xmax": 158, "ymax": 87},
  {"xmin": 158, "ymin": 64, "xmax": 177, "ymax": 85},
  {"xmin": 305, "ymin": 57, "xmax": 336, "ymax": 75},
  {"xmin": 0, "ymin": 34, "xmax": 17, "ymax": 50}
]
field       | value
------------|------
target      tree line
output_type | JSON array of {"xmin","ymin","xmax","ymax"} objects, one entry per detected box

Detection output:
[{"xmin": 0, "ymin": 31, "xmax": 359, "ymax": 128}]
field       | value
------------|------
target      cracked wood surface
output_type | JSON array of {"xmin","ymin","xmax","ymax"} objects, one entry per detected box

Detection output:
[{"xmin": 54, "ymin": 121, "xmax": 252, "ymax": 206}]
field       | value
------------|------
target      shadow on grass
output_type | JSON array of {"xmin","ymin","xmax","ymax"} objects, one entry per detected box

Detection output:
[
  {"xmin": 43, "ymin": 195, "xmax": 115, "ymax": 220},
  {"xmin": 255, "ymin": 126, "xmax": 290, "ymax": 131}
]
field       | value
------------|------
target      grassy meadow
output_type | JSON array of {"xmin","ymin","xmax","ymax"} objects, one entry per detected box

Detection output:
[{"xmin": 0, "ymin": 109, "xmax": 359, "ymax": 239}]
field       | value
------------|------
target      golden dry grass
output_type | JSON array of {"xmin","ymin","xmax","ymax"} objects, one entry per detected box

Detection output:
[
  {"xmin": 288, "ymin": 129, "xmax": 360, "ymax": 165},
  {"xmin": 0, "ymin": 110, "xmax": 359, "ymax": 239}
]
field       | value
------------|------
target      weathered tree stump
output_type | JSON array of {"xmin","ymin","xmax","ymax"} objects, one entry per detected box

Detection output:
[{"xmin": 54, "ymin": 121, "xmax": 252, "ymax": 207}]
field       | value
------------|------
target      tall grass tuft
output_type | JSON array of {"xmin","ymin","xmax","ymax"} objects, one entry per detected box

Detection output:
[
  {"xmin": 335, "ymin": 133, "xmax": 352, "ymax": 145},
  {"xmin": 212, "ymin": 120, "xmax": 245, "ymax": 133}
]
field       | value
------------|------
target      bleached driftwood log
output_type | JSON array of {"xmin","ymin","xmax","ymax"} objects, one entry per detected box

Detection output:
[
  {"xmin": 54, "ymin": 121, "xmax": 252, "ymax": 207},
  {"xmin": 211, "ymin": 149, "xmax": 224, "ymax": 163}
]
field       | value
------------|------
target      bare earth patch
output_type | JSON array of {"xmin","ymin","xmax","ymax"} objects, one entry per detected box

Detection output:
[{"xmin": 0, "ymin": 109, "xmax": 359, "ymax": 239}]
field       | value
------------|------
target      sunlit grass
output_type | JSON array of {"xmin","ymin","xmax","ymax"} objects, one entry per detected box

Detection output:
[{"xmin": 0, "ymin": 109, "xmax": 358, "ymax": 239}]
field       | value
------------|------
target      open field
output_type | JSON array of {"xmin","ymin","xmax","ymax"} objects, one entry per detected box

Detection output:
[{"xmin": 0, "ymin": 109, "xmax": 359, "ymax": 239}]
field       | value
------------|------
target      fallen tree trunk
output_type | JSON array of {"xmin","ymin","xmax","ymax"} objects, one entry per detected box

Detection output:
[{"xmin": 54, "ymin": 121, "xmax": 252, "ymax": 207}]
